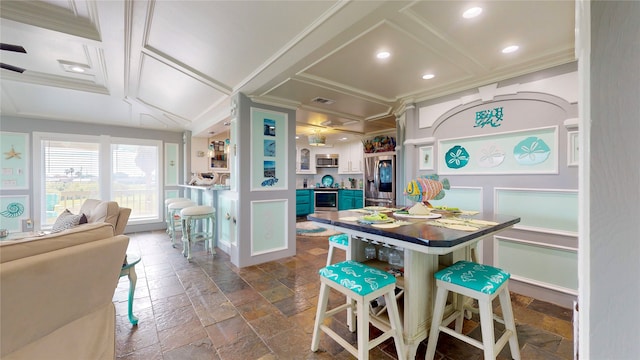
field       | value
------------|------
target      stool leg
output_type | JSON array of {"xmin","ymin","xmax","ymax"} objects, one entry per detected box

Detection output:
[
  {"xmin": 385, "ymin": 289, "xmax": 406, "ymax": 360},
  {"xmin": 499, "ymin": 286, "xmax": 521, "ymax": 360},
  {"xmin": 311, "ymin": 282, "xmax": 330, "ymax": 352},
  {"xmin": 356, "ymin": 297, "xmax": 369, "ymax": 360},
  {"xmin": 478, "ymin": 296, "xmax": 497, "ymax": 360},
  {"xmin": 426, "ymin": 286, "xmax": 448, "ymax": 360},
  {"xmin": 326, "ymin": 244, "xmax": 335, "ymax": 266},
  {"xmin": 209, "ymin": 215, "xmax": 216, "ymax": 255}
]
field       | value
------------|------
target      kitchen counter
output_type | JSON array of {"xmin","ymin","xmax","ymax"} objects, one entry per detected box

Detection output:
[{"xmin": 180, "ymin": 184, "xmax": 230, "ymax": 191}]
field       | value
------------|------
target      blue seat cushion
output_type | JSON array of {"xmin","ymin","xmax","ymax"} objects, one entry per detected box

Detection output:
[
  {"xmin": 328, "ymin": 233, "xmax": 349, "ymax": 246},
  {"xmin": 319, "ymin": 260, "xmax": 395, "ymax": 296},
  {"xmin": 435, "ymin": 261, "xmax": 510, "ymax": 295}
]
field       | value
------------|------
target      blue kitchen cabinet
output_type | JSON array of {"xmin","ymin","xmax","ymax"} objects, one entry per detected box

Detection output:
[
  {"xmin": 338, "ymin": 189, "xmax": 363, "ymax": 210},
  {"xmin": 296, "ymin": 189, "xmax": 314, "ymax": 216}
]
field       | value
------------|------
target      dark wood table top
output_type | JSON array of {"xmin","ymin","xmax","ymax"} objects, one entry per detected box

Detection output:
[{"xmin": 307, "ymin": 210, "xmax": 520, "ymax": 249}]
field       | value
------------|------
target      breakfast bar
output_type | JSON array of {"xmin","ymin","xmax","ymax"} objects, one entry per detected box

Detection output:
[{"xmin": 307, "ymin": 209, "xmax": 520, "ymax": 359}]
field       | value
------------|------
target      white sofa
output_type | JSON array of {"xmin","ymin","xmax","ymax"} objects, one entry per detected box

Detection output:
[{"xmin": 0, "ymin": 223, "xmax": 129, "ymax": 360}]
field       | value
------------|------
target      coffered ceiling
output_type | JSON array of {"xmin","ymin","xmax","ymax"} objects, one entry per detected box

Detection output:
[{"xmin": 0, "ymin": 1, "xmax": 575, "ymax": 143}]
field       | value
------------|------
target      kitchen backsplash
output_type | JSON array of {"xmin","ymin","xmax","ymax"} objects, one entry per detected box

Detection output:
[{"xmin": 296, "ymin": 168, "xmax": 363, "ymax": 189}]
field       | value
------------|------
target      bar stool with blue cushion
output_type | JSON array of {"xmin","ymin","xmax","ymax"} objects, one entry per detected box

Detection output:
[
  {"xmin": 167, "ymin": 200, "xmax": 196, "ymax": 247},
  {"xmin": 311, "ymin": 260, "xmax": 405, "ymax": 360},
  {"xmin": 425, "ymin": 261, "xmax": 521, "ymax": 360},
  {"xmin": 327, "ymin": 233, "xmax": 349, "ymax": 266},
  {"xmin": 180, "ymin": 205, "xmax": 216, "ymax": 260}
]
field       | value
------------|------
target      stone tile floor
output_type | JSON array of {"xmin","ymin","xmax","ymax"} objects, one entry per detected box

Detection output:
[{"xmin": 114, "ymin": 229, "xmax": 574, "ymax": 359}]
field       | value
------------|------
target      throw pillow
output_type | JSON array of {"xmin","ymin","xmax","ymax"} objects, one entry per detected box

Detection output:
[{"xmin": 51, "ymin": 209, "xmax": 85, "ymax": 233}]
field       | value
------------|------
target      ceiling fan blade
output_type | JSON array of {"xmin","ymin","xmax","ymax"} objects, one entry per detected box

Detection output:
[
  {"xmin": 1, "ymin": 63, "xmax": 26, "ymax": 73},
  {"xmin": 0, "ymin": 43, "xmax": 27, "ymax": 53}
]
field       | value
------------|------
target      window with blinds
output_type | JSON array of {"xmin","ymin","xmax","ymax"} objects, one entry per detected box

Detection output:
[
  {"xmin": 42, "ymin": 139, "xmax": 100, "ymax": 224},
  {"xmin": 36, "ymin": 133, "xmax": 162, "ymax": 228}
]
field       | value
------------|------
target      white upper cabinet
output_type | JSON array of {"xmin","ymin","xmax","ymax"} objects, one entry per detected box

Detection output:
[
  {"xmin": 338, "ymin": 141, "xmax": 363, "ymax": 174},
  {"xmin": 296, "ymin": 146, "xmax": 316, "ymax": 174}
]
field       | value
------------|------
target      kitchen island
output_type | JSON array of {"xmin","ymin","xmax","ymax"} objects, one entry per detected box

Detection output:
[
  {"xmin": 178, "ymin": 184, "xmax": 231, "ymax": 253},
  {"xmin": 307, "ymin": 210, "xmax": 520, "ymax": 359}
]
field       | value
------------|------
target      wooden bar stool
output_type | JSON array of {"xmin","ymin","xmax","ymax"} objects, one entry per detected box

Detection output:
[
  {"xmin": 311, "ymin": 260, "xmax": 405, "ymax": 360},
  {"xmin": 327, "ymin": 233, "xmax": 349, "ymax": 266},
  {"xmin": 167, "ymin": 200, "xmax": 196, "ymax": 247},
  {"xmin": 425, "ymin": 261, "xmax": 521, "ymax": 360},
  {"xmin": 180, "ymin": 205, "xmax": 216, "ymax": 260}
]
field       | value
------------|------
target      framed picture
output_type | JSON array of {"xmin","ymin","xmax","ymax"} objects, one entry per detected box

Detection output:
[
  {"xmin": 437, "ymin": 126, "xmax": 558, "ymax": 175},
  {"xmin": 567, "ymin": 131, "xmax": 578, "ymax": 167},
  {"xmin": 0, "ymin": 131, "xmax": 29, "ymax": 190},
  {"xmin": 164, "ymin": 143, "xmax": 179, "ymax": 186},
  {"xmin": 0, "ymin": 195, "xmax": 30, "ymax": 232},
  {"xmin": 418, "ymin": 146, "xmax": 434, "ymax": 170},
  {"xmin": 250, "ymin": 108, "xmax": 288, "ymax": 191}
]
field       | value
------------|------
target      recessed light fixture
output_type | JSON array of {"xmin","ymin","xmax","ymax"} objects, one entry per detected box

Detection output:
[
  {"xmin": 502, "ymin": 45, "xmax": 519, "ymax": 54},
  {"xmin": 376, "ymin": 51, "xmax": 390, "ymax": 59},
  {"xmin": 295, "ymin": 135, "xmax": 300, "ymax": 140},
  {"xmin": 462, "ymin": 7, "xmax": 483, "ymax": 19},
  {"xmin": 422, "ymin": 74, "xmax": 435, "ymax": 80},
  {"xmin": 58, "ymin": 60, "xmax": 90, "ymax": 74},
  {"xmin": 339, "ymin": 137, "xmax": 348, "ymax": 141}
]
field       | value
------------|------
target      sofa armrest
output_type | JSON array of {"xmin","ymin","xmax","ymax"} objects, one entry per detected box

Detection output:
[
  {"xmin": 0, "ymin": 235, "xmax": 129, "ymax": 357},
  {"xmin": 114, "ymin": 207, "xmax": 131, "ymax": 235}
]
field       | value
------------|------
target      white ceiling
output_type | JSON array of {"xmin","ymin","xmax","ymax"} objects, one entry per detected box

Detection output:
[{"xmin": 0, "ymin": 1, "xmax": 575, "ymax": 144}]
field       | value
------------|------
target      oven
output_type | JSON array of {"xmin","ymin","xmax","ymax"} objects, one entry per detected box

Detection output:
[{"xmin": 314, "ymin": 189, "xmax": 338, "ymax": 211}]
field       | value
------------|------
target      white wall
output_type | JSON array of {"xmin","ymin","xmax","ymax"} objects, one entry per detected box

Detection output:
[
  {"xmin": 583, "ymin": 1, "xmax": 640, "ymax": 358},
  {"xmin": 191, "ymin": 137, "xmax": 209, "ymax": 173}
]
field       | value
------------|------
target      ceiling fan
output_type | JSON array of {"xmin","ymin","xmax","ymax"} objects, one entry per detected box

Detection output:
[{"xmin": 1, "ymin": 43, "xmax": 27, "ymax": 73}]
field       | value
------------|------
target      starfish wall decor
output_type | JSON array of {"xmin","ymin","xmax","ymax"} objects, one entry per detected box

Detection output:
[{"xmin": 4, "ymin": 145, "xmax": 21, "ymax": 160}]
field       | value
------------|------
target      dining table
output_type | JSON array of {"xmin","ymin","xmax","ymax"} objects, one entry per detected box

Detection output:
[{"xmin": 307, "ymin": 208, "xmax": 520, "ymax": 359}]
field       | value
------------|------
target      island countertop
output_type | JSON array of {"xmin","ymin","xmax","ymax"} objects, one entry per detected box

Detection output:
[{"xmin": 307, "ymin": 210, "xmax": 520, "ymax": 249}]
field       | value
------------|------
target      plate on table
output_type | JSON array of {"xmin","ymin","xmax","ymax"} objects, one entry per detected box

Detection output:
[
  {"xmin": 393, "ymin": 212, "xmax": 441, "ymax": 219},
  {"xmin": 357, "ymin": 217, "xmax": 395, "ymax": 224},
  {"xmin": 321, "ymin": 175, "xmax": 334, "ymax": 187}
]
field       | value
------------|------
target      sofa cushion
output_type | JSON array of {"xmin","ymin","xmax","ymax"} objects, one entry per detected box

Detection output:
[
  {"xmin": 80, "ymin": 199, "xmax": 120, "ymax": 228},
  {"xmin": 0, "ymin": 223, "xmax": 115, "ymax": 263},
  {"xmin": 51, "ymin": 209, "xmax": 87, "ymax": 233}
]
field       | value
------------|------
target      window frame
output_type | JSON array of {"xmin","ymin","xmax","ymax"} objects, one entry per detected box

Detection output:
[{"xmin": 33, "ymin": 132, "xmax": 163, "ymax": 229}]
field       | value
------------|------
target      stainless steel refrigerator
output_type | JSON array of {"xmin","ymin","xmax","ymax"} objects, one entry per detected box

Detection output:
[{"xmin": 364, "ymin": 153, "xmax": 396, "ymax": 207}]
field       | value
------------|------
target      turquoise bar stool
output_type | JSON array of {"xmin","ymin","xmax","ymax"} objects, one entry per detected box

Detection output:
[
  {"xmin": 167, "ymin": 200, "xmax": 196, "ymax": 247},
  {"xmin": 180, "ymin": 205, "xmax": 216, "ymax": 260},
  {"xmin": 164, "ymin": 197, "xmax": 190, "ymax": 235},
  {"xmin": 311, "ymin": 260, "xmax": 405, "ymax": 360},
  {"xmin": 425, "ymin": 261, "xmax": 521, "ymax": 360},
  {"xmin": 326, "ymin": 233, "xmax": 355, "ymax": 331},
  {"xmin": 327, "ymin": 233, "xmax": 349, "ymax": 266}
]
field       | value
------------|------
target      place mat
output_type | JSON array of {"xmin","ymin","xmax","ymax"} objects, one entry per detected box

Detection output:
[
  {"xmin": 351, "ymin": 209, "xmax": 372, "ymax": 213},
  {"xmin": 339, "ymin": 216, "xmax": 360, "ymax": 221},
  {"xmin": 427, "ymin": 217, "xmax": 497, "ymax": 232}
]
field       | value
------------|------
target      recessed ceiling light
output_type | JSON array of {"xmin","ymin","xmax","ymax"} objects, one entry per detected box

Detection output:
[
  {"xmin": 462, "ymin": 7, "xmax": 483, "ymax": 19},
  {"xmin": 339, "ymin": 137, "xmax": 348, "ymax": 141},
  {"xmin": 70, "ymin": 66, "xmax": 85, "ymax": 73},
  {"xmin": 295, "ymin": 135, "xmax": 300, "ymax": 140},
  {"xmin": 376, "ymin": 51, "xmax": 390, "ymax": 59},
  {"xmin": 422, "ymin": 74, "xmax": 435, "ymax": 80},
  {"xmin": 502, "ymin": 45, "xmax": 519, "ymax": 54}
]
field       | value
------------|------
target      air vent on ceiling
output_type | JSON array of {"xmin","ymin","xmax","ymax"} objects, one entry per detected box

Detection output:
[{"xmin": 311, "ymin": 97, "xmax": 335, "ymax": 105}]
